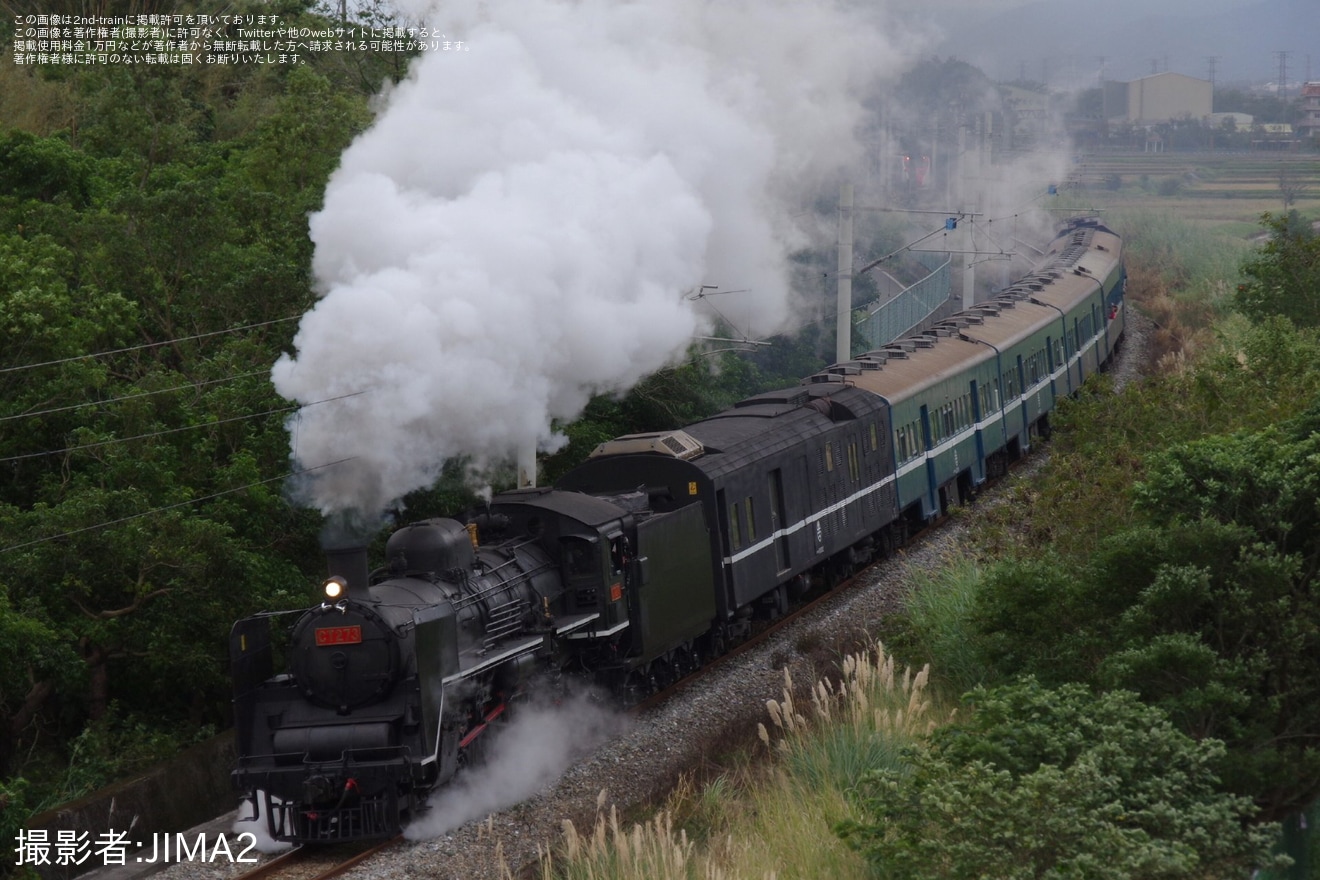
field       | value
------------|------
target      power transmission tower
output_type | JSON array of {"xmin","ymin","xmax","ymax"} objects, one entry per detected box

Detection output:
[
  {"xmin": 1276, "ymin": 50, "xmax": 1290, "ymax": 99},
  {"xmin": 1207, "ymin": 55, "xmax": 1218, "ymax": 90}
]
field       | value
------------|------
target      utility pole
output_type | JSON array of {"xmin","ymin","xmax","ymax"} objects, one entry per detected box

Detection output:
[{"xmin": 836, "ymin": 183, "xmax": 854, "ymax": 364}]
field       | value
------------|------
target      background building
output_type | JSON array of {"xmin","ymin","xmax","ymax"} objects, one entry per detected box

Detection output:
[
  {"xmin": 1106, "ymin": 72, "xmax": 1213, "ymax": 125},
  {"xmin": 1300, "ymin": 83, "xmax": 1320, "ymax": 142}
]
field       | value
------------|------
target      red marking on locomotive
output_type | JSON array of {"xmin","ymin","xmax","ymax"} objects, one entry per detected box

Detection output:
[
  {"xmin": 459, "ymin": 702, "xmax": 508, "ymax": 748},
  {"xmin": 315, "ymin": 625, "xmax": 362, "ymax": 646}
]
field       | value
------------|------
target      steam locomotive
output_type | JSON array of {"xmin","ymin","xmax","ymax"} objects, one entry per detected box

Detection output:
[{"xmin": 231, "ymin": 217, "xmax": 1125, "ymax": 843}]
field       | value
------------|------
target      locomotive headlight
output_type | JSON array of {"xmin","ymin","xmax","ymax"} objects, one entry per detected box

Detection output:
[{"xmin": 323, "ymin": 576, "xmax": 347, "ymax": 600}]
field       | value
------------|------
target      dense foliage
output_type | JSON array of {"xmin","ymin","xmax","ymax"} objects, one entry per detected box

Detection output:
[
  {"xmin": 0, "ymin": 1, "xmax": 415, "ymax": 821},
  {"xmin": 1235, "ymin": 211, "xmax": 1320, "ymax": 328},
  {"xmin": 840, "ymin": 680, "xmax": 1279, "ymax": 879},
  {"xmin": 901, "ymin": 219, "xmax": 1320, "ymax": 824},
  {"xmin": 973, "ymin": 406, "xmax": 1320, "ymax": 817}
]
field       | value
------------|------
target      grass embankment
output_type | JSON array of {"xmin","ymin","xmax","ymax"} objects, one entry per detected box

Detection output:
[{"xmin": 536, "ymin": 644, "xmax": 941, "ymax": 880}]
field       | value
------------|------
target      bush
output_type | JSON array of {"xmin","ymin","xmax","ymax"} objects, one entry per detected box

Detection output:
[
  {"xmin": 838, "ymin": 680, "xmax": 1281, "ymax": 880},
  {"xmin": 1158, "ymin": 176, "xmax": 1183, "ymax": 196}
]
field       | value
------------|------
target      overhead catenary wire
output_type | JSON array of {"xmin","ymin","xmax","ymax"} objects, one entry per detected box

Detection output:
[
  {"xmin": 0, "ymin": 389, "xmax": 368, "ymax": 464},
  {"xmin": 0, "ymin": 457, "xmax": 356, "ymax": 554},
  {"xmin": 0, "ymin": 315, "xmax": 301, "ymax": 376},
  {"xmin": 855, "ymin": 221, "xmax": 964, "ymax": 276},
  {"xmin": 0, "ymin": 370, "xmax": 270, "ymax": 424}
]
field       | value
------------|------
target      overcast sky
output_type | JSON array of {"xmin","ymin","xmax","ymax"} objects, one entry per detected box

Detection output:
[
  {"xmin": 916, "ymin": 0, "xmax": 1255, "ymax": 11},
  {"xmin": 914, "ymin": 0, "xmax": 1316, "ymax": 86}
]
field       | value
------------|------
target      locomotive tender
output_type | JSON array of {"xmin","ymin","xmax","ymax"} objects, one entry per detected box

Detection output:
[{"xmin": 231, "ymin": 217, "xmax": 1125, "ymax": 843}]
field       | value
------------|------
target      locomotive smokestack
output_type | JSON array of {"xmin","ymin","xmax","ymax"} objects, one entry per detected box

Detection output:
[{"xmin": 324, "ymin": 545, "xmax": 370, "ymax": 598}]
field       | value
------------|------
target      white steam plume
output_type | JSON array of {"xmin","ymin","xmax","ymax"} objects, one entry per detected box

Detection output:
[
  {"xmin": 402, "ymin": 692, "xmax": 625, "ymax": 839},
  {"xmin": 273, "ymin": 0, "xmax": 920, "ymax": 516}
]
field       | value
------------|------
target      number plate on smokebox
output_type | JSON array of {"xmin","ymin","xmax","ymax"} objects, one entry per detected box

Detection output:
[{"xmin": 315, "ymin": 625, "xmax": 362, "ymax": 646}]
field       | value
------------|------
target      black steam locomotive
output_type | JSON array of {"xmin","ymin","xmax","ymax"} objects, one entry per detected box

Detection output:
[{"xmin": 231, "ymin": 217, "xmax": 1126, "ymax": 843}]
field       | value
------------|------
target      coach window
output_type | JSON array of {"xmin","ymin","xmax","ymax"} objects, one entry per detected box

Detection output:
[
  {"xmin": 729, "ymin": 501, "xmax": 742, "ymax": 551},
  {"xmin": 744, "ymin": 498, "xmax": 757, "ymax": 542},
  {"xmin": 869, "ymin": 423, "xmax": 878, "ymax": 453},
  {"xmin": 825, "ymin": 441, "xmax": 834, "ymax": 472},
  {"xmin": 848, "ymin": 442, "xmax": 860, "ymax": 481}
]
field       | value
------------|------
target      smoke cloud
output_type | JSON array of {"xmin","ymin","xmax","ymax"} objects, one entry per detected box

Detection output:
[
  {"xmin": 403, "ymin": 691, "xmax": 625, "ymax": 839},
  {"xmin": 273, "ymin": 0, "xmax": 920, "ymax": 516}
]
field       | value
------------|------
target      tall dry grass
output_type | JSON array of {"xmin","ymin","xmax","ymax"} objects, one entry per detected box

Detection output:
[
  {"xmin": 539, "ymin": 642, "xmax": 943, "ymax": 880},
  {"xmin": 1106, "ymin": 208, "xmax": 1251, "ymax": 362}
]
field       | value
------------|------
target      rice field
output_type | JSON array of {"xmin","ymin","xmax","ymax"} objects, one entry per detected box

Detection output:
[{"xmin": 1066, "ymin": 152, "xmax": 1320, "ymax": 235}]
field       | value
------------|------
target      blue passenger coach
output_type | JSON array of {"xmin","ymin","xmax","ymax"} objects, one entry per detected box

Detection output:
[{"xmin": 806, "ymin": 218, "xmax": 1124, "ymax": 526}]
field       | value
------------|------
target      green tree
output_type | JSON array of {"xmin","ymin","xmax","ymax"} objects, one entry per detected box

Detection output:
[
  {"xmin": 839, "ymin": 680, "xmax": 1279, "ymax": 880},
  {"xmin": 0, "ymin": 2, "xmax": 411, "ymax": 830},
  {"xmin": 970, "ymin": 400, "xmax": 1320, "ymax": 819},
  {"xmin": 0, "ymin": 129, "xmax": 93, "ymax": 206},
  {"xmin": 1234, "ymin": 212, "xmax": 1320, "ymax": 329}
]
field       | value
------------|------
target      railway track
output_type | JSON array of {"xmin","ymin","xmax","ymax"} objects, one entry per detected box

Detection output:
[{"xmin": 229, "ymin": 837, "xmax": 400, "ymax": 880}]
